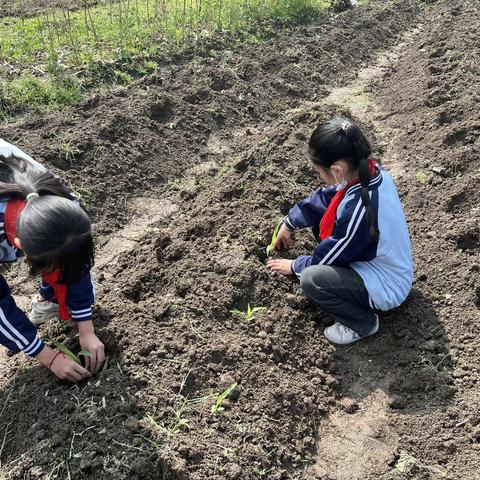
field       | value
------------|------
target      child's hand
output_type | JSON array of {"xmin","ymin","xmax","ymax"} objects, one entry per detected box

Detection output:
[
  {"xmin": 79, "ymin": 332, "xmax": 105, "ymax": 374},
  {"xmin": 78, "ymin": 321, "xmax": 106, "ymax": 374},
  {"xmin": 50, "ymin": 353, "xmax": 92, "ymax": 382},
  {"xmin": 37, "ymin": 345, "xmax": 91, "ymax": 382},
  {"xmin": 274, "ymin": 224, "xmax": 294, "ymax": 251},
  {"xmin": 267, "ymin": 259, "xmax": 294, "ymax": 276}
]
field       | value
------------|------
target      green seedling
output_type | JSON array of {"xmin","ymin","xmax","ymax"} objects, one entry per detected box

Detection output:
[
  {"xmin": 415, "ymin": 170, "xmax": 429, "ymax": 184},
  {"xmin": 211, "ymin": 382, "xmax": 237, "ymax": 415},
  {"xmin": 51, "ymin": 340, "xmax": 91, "ymax": 364},
  {"xmin": 147, "ymin": 406, "xmax": 189, "ymax": 436},
  {"xmin": 230, "ymin": 304, "xmax": 267, "ymax": 322},
  {"xmin": 266, "ymin": 220, "xmax": 282, "ymax": 256}
]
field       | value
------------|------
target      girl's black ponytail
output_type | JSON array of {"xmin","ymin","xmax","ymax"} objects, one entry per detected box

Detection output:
[{"xmin": 344, "ymin": 123, "xmax": 379, "ymax": 241}]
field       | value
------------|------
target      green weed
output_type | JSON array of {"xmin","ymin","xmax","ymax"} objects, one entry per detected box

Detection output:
[
  {"xmin": 217, "ymin": 164, "xmax": 230, "ymax": 178},
  {"xmin": 230, "ymin": 304, "xmax": 267, "ymax": 322},
  {"xmin": 211, "ymin": 382, "xmax": 237, "ymax": 415},
  {"xmin": 415, "ymin": 170, "xmax": 429, "ymax": 184},
  {"xmin": 57, "ymin": 141, "xmax": 81, "ymax": 163},
  {"xmin": 0, "ymin": 74, "xmax": 82, "ymax": 117},
  {"xmin": 147, "ymin": 402, "xmax": 189, "ymax": 436},
  {"xmin": 51, "ymin": 340, "xmax": 91, "ymax": 364},
  {"xmin": 146, "ymin": 370, "xmax": 212, "ymax": 436}
]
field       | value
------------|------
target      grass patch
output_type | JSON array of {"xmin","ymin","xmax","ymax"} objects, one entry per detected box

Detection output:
[
  {"xmin": 0, "ymin": 0, "xmax": 330, "ymax": 118},
  {"xmin": 0, "ymin": 74, "xmax": 82, "ymax": 118}
]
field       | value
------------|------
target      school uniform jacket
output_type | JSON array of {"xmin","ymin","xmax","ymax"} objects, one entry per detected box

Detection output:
[
  {"xmin": 0, "ymin": 139, "xmax": 95, "ymax": 357},
  {"xmin": 285, "ymin": 166, "xmax": 413, "ymax": 311}
]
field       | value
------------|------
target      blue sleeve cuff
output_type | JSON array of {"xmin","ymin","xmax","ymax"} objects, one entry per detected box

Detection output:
[
  {"xmin": 284, "ymin": 216, "xmax": 296, "ymax": 231},
  {"xmin": 291, "ymin": 258, "xmax": 301, "ymax": 278},
  {"xmin": 292, "ymin": 255, "xmax": 313, "ymax": 278},
  {"xmin": 70, "ymin": 307, "xmax": 93, "ymax": 322},
  {"xmin": 23, "ymin": 337, "xmax": 45, "ymax": 357}
]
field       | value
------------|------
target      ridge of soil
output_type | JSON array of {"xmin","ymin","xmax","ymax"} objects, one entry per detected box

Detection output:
[
  {"xmin": 0, "ymin": 1, "xmax": 104, "ymax": 18},
  {"xmin": 0, "ymin": 1, "xmax": 479, "ymax": 479}
]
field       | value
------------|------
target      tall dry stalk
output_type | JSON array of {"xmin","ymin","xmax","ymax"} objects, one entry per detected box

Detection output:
[
  {"xmin": 84, "ymin": 0, "xmax": 99, "ymax": 46},
  {"xmin": 217, "ymin": 0, "xmax": 223, "ymax": 30},
  {"xmin": 60, "ymin": 7, "xmax": 81, "ymax": 65},
  {"xmin": 182, "ymin": 0, "xmax": 187, "ymax": 42}
]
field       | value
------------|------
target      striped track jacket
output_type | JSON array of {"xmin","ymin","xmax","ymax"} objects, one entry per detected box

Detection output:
[
  {"xmin": 0, "ymin": 139, "xmax": 95, "ymax": 357},
  {"xmin": 285, "ymin": 167, "xmax": 413, "ymax": 311}
]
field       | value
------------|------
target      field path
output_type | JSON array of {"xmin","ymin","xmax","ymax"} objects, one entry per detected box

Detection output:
[{"xmin": 313, "ymin": 2, "xmax": 480, "ymax": 479}]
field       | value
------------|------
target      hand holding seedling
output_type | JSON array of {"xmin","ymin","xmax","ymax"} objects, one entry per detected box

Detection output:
[
  {"xmin": 37, "ymin": 345, "xmax": 91, "ymax": 382},
  {"xmin": 78, "ymin": 321, "xmax": 106, "ymax": 374},
  {"xmin": 273, "ymin": 224, "xmax": 294, "ymax": 251},
  {"xmin": 267, "ymin": 258, "xmax": 294, "ymax": 276}
]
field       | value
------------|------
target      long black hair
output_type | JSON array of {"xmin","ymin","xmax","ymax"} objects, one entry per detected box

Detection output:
[
  {"xmin": 308, "ymin": 116, "xmax": 379, "ymax": 240},
  {"xmin": 0, "ymin": 154, "xmax": 94, "ymax": 283}
]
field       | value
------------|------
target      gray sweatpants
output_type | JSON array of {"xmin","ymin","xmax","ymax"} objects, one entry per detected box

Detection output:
[{"xmin": 300, "ymin": 265, "xmax": 377, "ymax": 337}]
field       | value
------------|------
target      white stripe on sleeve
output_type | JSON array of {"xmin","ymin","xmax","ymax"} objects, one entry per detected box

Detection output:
[
  {"xmin": 0, "ymin": 323, "xmax": 24, "ymax": 350},
  {"xmin": 24, "ymin": 337, "xmax": 42, "ymax": 355},
  {"xmin": 326, "ymin": 208, "xmax": 366, "ymax": 265},
  {"xmin": 70, "ymin": 308, "xmax": 92, "ymax": 314},
  {"xmin": 0, "ymin": 307, "xmax": 28, "ymax": 346},
  {"xmin": 319, "ymin": 198, "xmax": 363, "ymax": 265},
  {"xmin": 71, "ymin": 312, "xmax": 92, "ymax": 319}
]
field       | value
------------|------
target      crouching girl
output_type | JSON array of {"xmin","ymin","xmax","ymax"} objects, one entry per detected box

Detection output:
[
  {"xmin": 267, "ymin": 117, "xmax": 413, "ymax": 345},
  {"xmin": 0, "ymin": 138, "xmax": 104, "ymax": 381}
]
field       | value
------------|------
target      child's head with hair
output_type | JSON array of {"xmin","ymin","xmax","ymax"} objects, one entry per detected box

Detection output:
[
  {"xmin": 308, "ymin": 116, "xmax": 378, "ymax": 240},
  {"xmin": 1, "ymin": 155, "xmax": 94, "ymax": 283}
]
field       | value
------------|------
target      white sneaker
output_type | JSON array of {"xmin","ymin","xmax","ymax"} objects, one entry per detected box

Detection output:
[
  {"xmin": 29, "ymin": 295, "xmax": 60, "ymax": 325},
  {"xmin": 324, "ymin": 315, "xmax": 379, "ymax": 345}
]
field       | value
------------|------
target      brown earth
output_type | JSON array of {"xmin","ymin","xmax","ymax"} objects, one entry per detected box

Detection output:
[
  {"xmin": 0, "ymin": 0, "xmax": 104, "ymax": 18},
  {"xmin": 0, "ymin": 0, "xmax": 479, "ymax": 479}
]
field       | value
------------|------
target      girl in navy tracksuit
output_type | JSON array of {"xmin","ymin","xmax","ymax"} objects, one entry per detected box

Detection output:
[
  {"xmin": 0, "ymin": 139, "xmax": 104, "ymax": 381},
  {"xmin": 267, "ymin": 117, "xmax": 413, "ymax": 345}
]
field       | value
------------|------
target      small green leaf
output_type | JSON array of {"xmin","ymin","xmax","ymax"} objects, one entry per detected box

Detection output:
[
  {"xmin": 78, "ymin": 350, "xmax": 92, "ymax": 358},
  {"xmin": 266, "ymin": 220, "xmax": 282, "ymax": 257},
  {"xmin": 51, "ymin": 340, "xmax": 80, "ymax": 364},
  {"xmin": 211, "ymin": 382, "xmax": 237, "ymax": 415}
]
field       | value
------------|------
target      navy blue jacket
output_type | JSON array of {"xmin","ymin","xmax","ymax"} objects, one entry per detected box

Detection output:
[
  {"xmin": 0, "ymin": 139, "xmax": 94, "ymax": 357},
  {"xmin": 286, "ymin": 167, "xmax": 413, "ymax": 311}
]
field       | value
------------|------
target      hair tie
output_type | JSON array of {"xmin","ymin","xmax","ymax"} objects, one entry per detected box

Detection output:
[
  {"xmin": 342, "ymin": 121, "xmax": 351, "ymax": 132},
  {"xmin": 26, "ymin": 192, "xmax": 39, "ymax": 202}
]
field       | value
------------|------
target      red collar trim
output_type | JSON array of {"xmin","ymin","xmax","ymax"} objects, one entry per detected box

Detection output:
[
  {"xmin": 5, "ymin": 198, "xmax": 27, "ymax": 246},
  {"xmin": 5, "ymin": 198, "xmax": 70, "ymax": 321},
  {"xmin": 319, "ymin": 160, "xmax": 377, "ymax": 241}
]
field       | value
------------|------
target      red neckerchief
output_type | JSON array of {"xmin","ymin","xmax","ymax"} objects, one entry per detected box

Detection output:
[
  {"xmin": 4, "ymin": 198, "xmax": 70, "ymax": 321},
  {"xmin": 319, "ymin": 160, "xmax": 377, "ymax": 241}
]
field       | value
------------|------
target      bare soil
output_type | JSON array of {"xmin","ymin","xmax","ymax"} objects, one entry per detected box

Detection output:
[
  {"xmin": 0, "ymin": 1, "xmax": 479, "ymax": 479},
  {"xmin": 0, "ymin": 0, "xmax": 103, "ymax": 18}
]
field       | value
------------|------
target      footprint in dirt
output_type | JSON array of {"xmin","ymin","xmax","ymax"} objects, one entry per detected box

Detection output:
[{"xmin": 310, "ymin": 289, "xmax": 454, "ymax": 480}]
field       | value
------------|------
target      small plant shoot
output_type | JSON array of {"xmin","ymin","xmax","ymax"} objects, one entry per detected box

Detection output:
[
  {"xmin": 211, "ymin": 382, "xmax": 237, "ymax": 415},
  {"xmin": 230, "ymin": 304, "xmax": 267, "ymax": 322},
  {"xmin": 51, "ymin": 340, "xmax": 92, "ymax": 364},
  {"xmin": 266, "ymin": 220, "xmax": 282, "ymax": 256}
]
